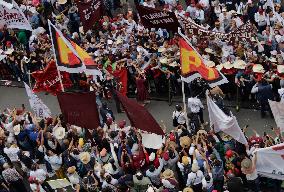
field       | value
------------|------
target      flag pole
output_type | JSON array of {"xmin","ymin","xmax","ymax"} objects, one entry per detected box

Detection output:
[
  {"xmin": 48, "ymin": 20, "xmax": 64, "ymax": 92},
  {"xmin": 182, "ymin": 81, "xmax": 189, "ymax": 130}
]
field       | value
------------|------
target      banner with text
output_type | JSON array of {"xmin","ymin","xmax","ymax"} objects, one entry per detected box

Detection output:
[
  {"xmin": 256, "ymin": 143, "xmax": 284, "ymax": 180},
  {"xmin": 0, "ymin": 0, "xmax": 32, "ymax": 30},
  {"xmin": 76, "ymin": 0, "xmax": 103, "ymax": 31},
  {"xmin": 137, "ymin": 5, "xmax": 179, "ymax": 32},
  {"xmin": 178, "ymin": 15, "xmax": 255, "ymax": 45},
  {"xmin": 269, "ymin": 100, "xmax": 284, "ymax": 133}
]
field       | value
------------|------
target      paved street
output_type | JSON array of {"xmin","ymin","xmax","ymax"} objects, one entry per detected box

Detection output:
[{"xmin": 0, "ymin": 86, "xmax": 277, "ymax": 137}]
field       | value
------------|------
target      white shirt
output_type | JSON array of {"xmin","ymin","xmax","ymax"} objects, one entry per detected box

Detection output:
[
  {"xmin": 44, "ymin": 154, "xmax": 62, "ymax": 171},
  {"xmin": 30, "ymin": 183, "xmax": 45, "ymax": 192},
  {"xmin": 202, "ymin": 173, "xmax": 213, "ymax": 189},
  {"xmin": 188, "ymin": 97, "xmax": 204, "ymax": 113},
  {"xmin": 30, "ymin": 169, "xmax": 47, "ymax": 182},
  {"xmin": 143, "ymin": 1, "xmax": 155, "ymax": 8},
  {"xmin": 187, "ymin": 170, "xmax": 204, "ymax": 186},
  {"xmin": 172, "ymin": 111, "xmax": 187, "ymax": 124},
  {"xmin": 4, "ymin": 147, "xmax": 19, "ymax": 162},
  {"xmin": 278, "ymin": 88, "xmax": 284, "ymax": 102}
]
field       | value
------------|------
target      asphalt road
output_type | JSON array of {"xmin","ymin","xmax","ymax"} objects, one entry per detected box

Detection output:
[{"xmin": 0, "ymin": 86, "xmax": 277, "ymax": 137}]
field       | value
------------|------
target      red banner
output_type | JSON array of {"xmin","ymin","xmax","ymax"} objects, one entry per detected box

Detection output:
[
  {"xmin": 76, "ymin": 0, "xmax": 103, "ymax": 31},
  {"xmin": 111, "ymin": 67, "xmax": 128, "ymax": 96},
  {"xmin": 32, "ymin": 60, "xmax": 72, "ymax": 95}
]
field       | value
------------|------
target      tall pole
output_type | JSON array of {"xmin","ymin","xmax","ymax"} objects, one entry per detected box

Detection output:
[
  {"xmin": 182, "ymin": 81, "xmax": 189, "ymax": 129},
  {"xmin": 48, "ymin": 20, "xmax": 64, "ymax": 92}
]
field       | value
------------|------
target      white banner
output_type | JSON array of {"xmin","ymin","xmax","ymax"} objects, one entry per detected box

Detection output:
[
  {"xmin": 24, "ymin": 82, "xmax": 51, "ymax": 119},
  {"xmin": 0, "ymin": 0, "xmax": 32, "ymax": 30},
  {"xmin": 269, "ymin": 100, "xmax": 284, "ymax": 133},
  {"xmin": 256, "ymin": 143, "xmax": 284, "ymax": 180},
  {"xmin": 207, "ymin": 95, "xmax": 248, "ymax": 145}
]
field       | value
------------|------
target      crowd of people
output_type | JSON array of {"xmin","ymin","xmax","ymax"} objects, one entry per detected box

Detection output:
[{"xmin": 0, "ymin": 0, "xmax": 284, "ymax": 191}]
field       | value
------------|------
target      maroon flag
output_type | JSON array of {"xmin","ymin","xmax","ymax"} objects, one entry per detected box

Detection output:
[
  {"xmin": 76, "ymin": 0, "xmax": 103, "ymax": 31},
  {"xmin": 136, "ymin": 5, "xmax": 179, "ymax": 32},
  {"xmin": 57, "ymin": 92, "xmax": 100, "ymax": 130},
  {"xmin": 115, "ymin": 91, "xmax": 164, "ymax": 135}
]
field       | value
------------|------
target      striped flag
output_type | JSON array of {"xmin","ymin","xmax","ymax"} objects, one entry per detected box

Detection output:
[
  {"xmin": 48, "ymin": 20, "xmax": 101, "ymax": 77},
  {"xmin": 179, "ymin": 30, "xmax": 228, "ymax": 87}
]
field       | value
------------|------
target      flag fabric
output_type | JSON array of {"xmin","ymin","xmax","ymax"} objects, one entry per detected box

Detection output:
[
  {"xmin": 109, "ymin": 67, "xmax": 128, "ymax": 96},
  {"xmin": 32, "ymin": 60, "xmax": 72, "ymax": 95},
  {"xmin": 207, "ymin": 95, "xmax": 247, "ymax": 145},
  {"xmin": 0, "ymin": 0, "xmax": 32, "ymax": 30},
  {"xmin": 76, "ymin": 0, "xmax": 103, "ymax": 31},
  {"xmin": 256, "ymin": 143, "xmax": 284, "ymax": 180},
  {"xmin": 57, "ymin": 92, "xmax": 100, "ymax": 130},
  {"xmin": 115, "ymin": 90, "xmax": 164, "ymax": 135},
  {"xmin": 268, "ymin": 100, "xmax": 284, "ymax": 133},
  {"xmin": 24, "ymin": 82, "xmax": 51, "ymax": 119},
  {"xmin": 179, "ymin": 30, "xmax": 228, "ymax": 87},
  {"xmin": 48, "ymin": 20, "xmax": 101, "ymax": 77},
  {"xmin": 0, "ymin": 0, "xmax": 13, "ymax": 9},
  {"xmin": 136, "ymin": 5, "xmax": 179, "ymax": 32}
]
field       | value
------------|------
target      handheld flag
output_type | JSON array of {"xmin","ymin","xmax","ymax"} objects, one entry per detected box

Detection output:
[
  {"xmin": 179, "ymin": 30, "xmax": 228, "ymax": 87},
  {"xmin": 48, "ymin": 20, "xmax": 101, "ymax": 77},
  {"xmin": 24, "ymin": 82, "xmax": 52, "ymax": 119}
]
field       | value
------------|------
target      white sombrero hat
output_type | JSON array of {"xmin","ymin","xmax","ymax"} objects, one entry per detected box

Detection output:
[
  {"xmin": 159, "ymin": 57, "xmax": 168, "ymax": 64},
  {"xmin": 53, "ymin": 126, "xmax": 65, "ymax": 140},
  {"xmin": 205, "ymin": 48, "xmax": 215, "ymax": 54},
  {"xmin": 79, "ymin": 152, "xmax": 91, "ymax": 164},
  {"xmin": 205, "ymin": 60, "xmax": 215, "ymax": 68},
  {"xmin": 233, "ymin": 59, "xmax": 246, "ymax": 69},
  {"xmin": 58, "ymin": 0, "xmax": 67, "ymax": 4},
  {"xmin": 13, "ymin": 124, "xmax": 21, "ymax": 135},
  {"xmin": 277, "ymin": 65, "xmax": 284, "ymax": 74},
  {"xmin": 252, "ymin": 64, "xmax": 265, "ymax": 73},
  {"xmin": 223, "ymin": 61, "xmax": 234, "ymax": 69}
]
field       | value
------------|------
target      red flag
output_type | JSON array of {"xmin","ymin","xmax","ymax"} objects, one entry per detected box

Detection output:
[
  {"xmin": 111, "ymin": 67, "xmax": 128, "ymax": 96},
  {"xmin": 115, "ymin": 91, "xmax": 164, "ymax": 135},
  {"xmin": 32, "ymin": 60, "xmax": 72, "ymax": 95},
  {"xmin": 57, "ymin": 92, "xmax": 100, "ymax": 130}
]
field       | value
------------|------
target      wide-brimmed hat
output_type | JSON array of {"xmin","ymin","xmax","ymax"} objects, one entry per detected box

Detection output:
[
  {"xmin": 57, "ymin": 0, "xmax": 67, "ymax": 4},
  {"xmin": 269, "ymin": 57, "xmax": 277, "ymax": 63},
  {"xmin": 191, "ymin": 163, "xmax": 200, "ymax": 172},
  {"xmin": 241, "ymin": 158, "xmax": 252, "ymax": 169},
  {"xmin": 233, "ymin": 59, "xmax": 246, "ymax": 69},
  {"xmin": 159, "ymin": 57, "xmax": 168, "ymax": 64},
  {"xmin": 168, "ymin": 141, "xmax": 178, "ymax": 149},
  {"xmin": 4, "ymin": 48, "xmax": 14, "ymax": 55},
  {"xmin": 205, "ymin": 48, "xmax": 215, "ymax": 54},
  {"xmin": 179, "ymin": 136, "xmax": 191, "ymax": 148},
  {"xmin": 53, "ymin": 126, "xmax": 65, "ymax": 140},
  {"xmin": 183, "ymin": 187, "xmax": 194, "ymax": 192},
  {"xmin": 182, "ymin": 156, "xmax": 190, "ymax": 165},
  {"xmin": 13, "ymin": 124, "xmax": 21, "ymax": 135},
  {"xmin": 277, "ymin": 65, "xmax": 284, "ymax": 74},
  {"xmin": 252, "ymin": 64, "xmax": 265, "ymax": 73},
  {"xmin": 223, "ymin": 61, "xmax": 233, "ymax": 69},
  {"xmin": 158, "ymin": 47, "xmax": 166, "ymax": 52},
  {"xmin": 205, "ymin": 60, "xmax": 215, "ymax": 68},
  {"xmin": 79, "ymin": 152, "xmax": 91, "ymax": 164},
  {"xmin": 162, "ymin": 169, "xmax": 174, "ymax": 179},
  {"xmin": 67, "ymin": 166, "xmax": 76, "ymax": 174},
  {"xmin": 169, "ymin": 61, "xmax": 179, "ymax": 67}
]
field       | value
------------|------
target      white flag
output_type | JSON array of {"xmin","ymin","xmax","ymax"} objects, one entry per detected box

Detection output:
[
  {"xmin": 269, "ymin": 100, "xmax": 284, "ymax": 133},
  {"xmin": 256, "ymin": 143, "xmax": 284, "ymax": 180},
  {"xmin": 24, "ymin": 83, "xmax": 51, "ymax": 119},
  {"xmin": 0, "ymin": 0, "xmax": 32, "ymax": 31},
  {"xmin": 207, "ymin": 95, "xmax": 247, "ymax": 145}
]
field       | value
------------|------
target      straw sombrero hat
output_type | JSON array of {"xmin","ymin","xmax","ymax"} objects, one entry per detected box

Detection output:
[
  {"xmin": 57, "ymin": 0, "xmax": 67, "ymax": 4},
  {"xmin": 162, "ymin": 169, "xmax": 174, "ymax": 179},
  {"xmin": 241, "ymin": 158, "xmax": 252, "ymax": 170},
  {"xmin": 205, "ymin": 60, "xmax": 215, "ymax": 68},
  {"xmin": 67, "ymin": 166, "xmax": 76, "ymax": 174},
  {"xmin": 252, "ymin": 64, "xmax": 265, "ymax": 73},
  {"xmin": 183, "ymin": 187, "xmax": 194, "ymax": 192},
  {"xmin": 205, "ymin": 48, "xmax": 215, "ymax": 54},
  {"xmin": 159, "ymin": 57, "xmax": 168, "ymax": 64},
  {"xmin": 179, "ymin": 136, "xmax": 191, "ymax": 148},
  {"xmin": 158, "ymin": 47, "xmax": 166, "ymax": 52},
  {"xmin": 79, "ymin": 152, "xmax": 91, "ymax": 164},
  {"xmin": 53, "ymin": 126, "xmax": 65, "ymax": 140},
  {"xmin": 233, "ymin": 59, "xmax": 246, "ymax": 69},
  {"xmin": 223, "ymin": 61, "xmax": 234, "ymax": 69},
  {"xmin": 13, "ymin": 124, "xmax": 21, "ymax": 135},
  {"xmin": 277, "ymin": 65, "xmax": 284, "ymax": 74},
  {"xmin": 191, "ymin": 163, "xmax": 200, "ymax": 172}
]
